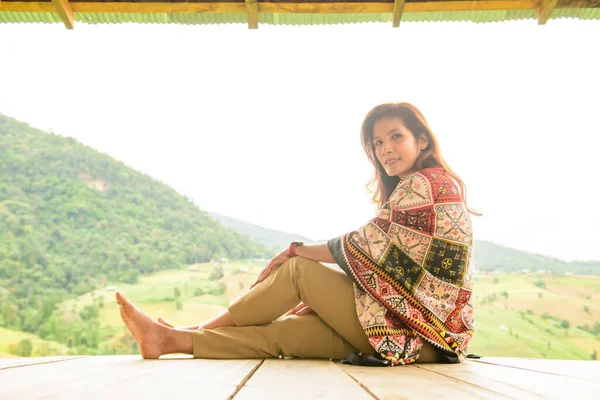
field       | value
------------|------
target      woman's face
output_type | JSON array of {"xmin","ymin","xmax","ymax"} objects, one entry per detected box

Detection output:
[{"xmin": 372, "ymin": 117, "xmax": 428, "ymax": 179}]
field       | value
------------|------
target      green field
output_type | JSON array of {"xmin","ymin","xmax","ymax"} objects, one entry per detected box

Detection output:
[
  {"xmin": 0, "ymin": 327, "xmax": 66, "ymax": 357},
  {"xmin": 66, "ymin": 261, "xmax": 264, "ymax": 329},
  {"xmin": 3, "ymin": 264, "xmax": 599, "ymax": 360},
  {"xmin": 468, "ymin": 273, "xmax": 600, "ymax": 359}
]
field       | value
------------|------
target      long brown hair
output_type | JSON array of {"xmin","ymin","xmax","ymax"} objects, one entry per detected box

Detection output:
[{"xmin": 360, "ymin": 102, "xmax": 480, "ymax": 216}]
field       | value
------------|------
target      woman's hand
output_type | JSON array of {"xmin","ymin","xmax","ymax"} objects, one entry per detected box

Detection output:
[
  {"xmin": 251, "ymin": 249, "xmax": 291, "ymax": 288},
  {"xmin": 284, "ymin": 302, "xmax": 315, "ymax": 317}
]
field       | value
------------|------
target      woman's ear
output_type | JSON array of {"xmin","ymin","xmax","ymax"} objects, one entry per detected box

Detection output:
[{"xmin": 418, "ymin": 133, "xmax": 429, "ymax": 151}]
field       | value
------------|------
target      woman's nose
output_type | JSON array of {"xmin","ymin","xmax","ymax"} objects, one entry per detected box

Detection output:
[{"xmin": 381, "ymin": 141, "xmax": 392, "ymax": 154}]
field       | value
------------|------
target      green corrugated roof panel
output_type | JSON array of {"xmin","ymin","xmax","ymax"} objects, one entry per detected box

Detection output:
[
  {"xmin": 75, "ymin": 12, "xmax": 247, "ymax": 25},
  {"xmin": 402, "ymin": 10, "xmax": 538, "ymax": 23},
  {"xmin": 258, "ymin": 10, "xmax": 542, "ymax": 25},
  {"xmin": 259, "ymin": 12, "xmax": 392, "ymax": 25},
  {"xmin": 0, "ymin": 11, "xmax": 61, "ymax": 24},
  {"xmin": 552, "ymin": 8, "xmax": 600, "ymax": 20},
  {"xmin": 0, "ymin": 9, "xmax": 599, "ymax": 25}
]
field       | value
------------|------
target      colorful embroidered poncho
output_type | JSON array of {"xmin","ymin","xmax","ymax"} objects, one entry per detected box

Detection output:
[{"xmin": 328, "ymin": 167, "xmax": 475, "ymax": 366}]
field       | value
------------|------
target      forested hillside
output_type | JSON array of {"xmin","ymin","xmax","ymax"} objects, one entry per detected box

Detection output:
[
  {"xmin": 0, "ymin": 114, "xmax": 271, "ymax": 334},
  {"xmin": 475, "ymin": 240, "xmax": 600, "ymax": 274},
  {"xmin": 207, "ymin": 211, "xmax": 313, "ymax": 251}
]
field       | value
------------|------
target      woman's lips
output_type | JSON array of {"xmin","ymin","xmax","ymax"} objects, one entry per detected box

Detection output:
[{"xmin": 386, "ymin": 158, "xmax": 400, "ymax": 166}]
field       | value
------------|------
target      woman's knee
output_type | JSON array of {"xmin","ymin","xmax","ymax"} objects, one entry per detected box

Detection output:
[{"xmin": 280, "ymin": 256, "xmax": 318, "ymax": 275}]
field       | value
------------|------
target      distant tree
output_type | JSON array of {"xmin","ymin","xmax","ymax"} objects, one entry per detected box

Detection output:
[
  {"xmin": 592, "ymin": 350, "xmax": 598, "ymax": 361},
  {"xmin": 534, "ymin": 280, "xmax": 546, "ymax": 289},
  {"xmin": 174, "ymin": 287, "xmax": 183, "ymax": 310},
  {"xmin": 22, "ymin": 308, "xmax": 43, "ymax": 333},
  {"xmin": 538, "ymin": 292, "xmax": 543, "ymax": 299},
  {"xmin": 501, "ymin": 291, "xmax": 509, "ymax": 299},
  {"xmin": 584, "ymin": 305, "xmax": 590, "ymax": 314},
  {"xmin": 561, "ymin": 320, "xmax": 570, "ymax": 329},
  {"xmin": 216, "ymin": 282, "xmax": 227, "ymax": 296},
  {"xmin": 493, "ymin": 277, "xmax": 499, "ymax": 284},
  {"xmin": 209, "ymin": 266, "xmax": 224, "ymax": 281},
  {"xmin": 123, "ymin": 269, "xmax": 139, "ymax": 284},
  {"xmin": 9, "ymin": 339, "xmax": 33, "ymax": 357},
  {"xmin": 79, "ymin": 304, "xmax": 99, "ymax": 321}
]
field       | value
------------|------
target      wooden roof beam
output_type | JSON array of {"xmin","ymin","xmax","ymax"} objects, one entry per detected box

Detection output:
[
  {"xmin": 536, "ymin": 0, "xmax": 559, "ymax": 24},
  {"xmin": 246, "ymin": 0, "xmax": 258, "ymax": 29},
  {"xmin": 392, "ymin": 0, "xmax": 406, "ymax": 28},
  {"xmin": 51, "ymin": 0, "xmax": 74, "ymax": 29},
  {"xmin": 2, "ymin": 2, "xmax": 556, "ymax": 15}
]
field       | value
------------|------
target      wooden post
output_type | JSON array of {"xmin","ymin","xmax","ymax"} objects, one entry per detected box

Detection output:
[
  {"xmin": 536, "ymin": 0, "xmax": 558, "ymax": 24},
  {"xmin": 392, "ymin": 0, "xmax": 406, "ymax": 28},
  {"xmin": 51, "ymin": 0, "xmax": 75, "ymax": 29},
  {"xmin": 245, "ymin": 0, "xmax": 258, "ymax": 29}
]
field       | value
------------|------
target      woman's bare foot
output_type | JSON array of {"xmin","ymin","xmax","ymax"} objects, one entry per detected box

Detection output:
[
  {"xmin": 157, "ymin": 317, "xmax": 199, "ymax": 331},
  {"xmin": 116, "ymin": 292, "xmax": 168, "ymax": 359}
]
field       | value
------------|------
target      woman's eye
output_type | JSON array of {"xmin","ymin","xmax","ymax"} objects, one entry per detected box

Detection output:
[
  {"xmin": 392, "ymin": 134, "xmax": 402, "ymax": 140},
  {"xmin": 374, "ymin": 141, "xmax": 382, "ymax": 147}
]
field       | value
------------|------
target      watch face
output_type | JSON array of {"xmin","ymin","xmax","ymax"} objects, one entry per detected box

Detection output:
[{"xmin": 293, "ymin": 241, "xmax": 304, "ymax": 246}]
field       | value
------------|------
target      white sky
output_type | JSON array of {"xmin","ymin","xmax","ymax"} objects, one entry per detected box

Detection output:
[{"xmin": 0, "ymin": 18, "xmax": 599, "ymax": 261}]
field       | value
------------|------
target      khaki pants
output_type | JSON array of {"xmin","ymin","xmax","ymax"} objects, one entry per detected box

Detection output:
[{"xmin": 191, "ymin": 257, "xmax": 440, "ymax": 362}]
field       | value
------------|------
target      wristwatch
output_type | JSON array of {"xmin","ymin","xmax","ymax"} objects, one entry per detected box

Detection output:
[{"xmin": 286, "ymin": 241, "xmax": 304, "ymax": 257}]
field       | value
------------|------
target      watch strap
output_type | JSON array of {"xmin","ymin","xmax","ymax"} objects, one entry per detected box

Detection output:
[{"xmin": 286, "ymin": 241, "xmax": 304, "ymax": 257}]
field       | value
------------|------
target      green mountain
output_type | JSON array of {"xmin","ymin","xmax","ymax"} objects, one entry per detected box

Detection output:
[
  {"xmin": 475, "ymin": 240, "xmax": 600, "ymax": 275},
  {"xmin": 0, "ymin": 114, "xmax": 271, "ymax": 334},
  {"xmin": 207, "ymin": 211, "xmax": 314, "ymax": 251}
]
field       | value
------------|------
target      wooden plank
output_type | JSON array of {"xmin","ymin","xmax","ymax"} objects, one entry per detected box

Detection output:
[
  {"xmin": 0, "ymin": 356, "xmax": 86, "ymax": 370},
  {"xmin": 0, "ymin": 355, "xmax": 262, "ymax": 399},
  {"xmin": 471, "ymin": 357, "xmax": 600, "ymax": 381},
  {"xmin": 392, "ymin": 0, "xmax": 406, "ymax": 28},
  {"xmin": 2, "ymin": 1, "xmax": 571, "ymax": 15},
  {"xmin": 0, "ymin": 2, "xmax": 247, "ymax": 13},
  {"xmin": 2, "ymin": 0, "xmax": 600, "ymax": 15},
  {"xmin": 338, "ymin": 361, "xmax": 508, "ymax": 399},
  {"xmin": 235, "ymin": 359, "xmax": 374, "ymax": 399},
  {"xmin": 536, "ymin": 0, "xmax": 559, "ymax": 24},
  {"xmin": 51, "ymin": 0, "xmax": 74, "ymax": 29},
  {"xmin": 416, "ymin": 360, "xmax": 600, "ymax": 399},
  {"xmin": 245, "ymin": 0, "xmax": 258, "ymax": 30}
]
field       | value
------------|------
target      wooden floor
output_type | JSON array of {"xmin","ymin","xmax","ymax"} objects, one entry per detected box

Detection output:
[{"xmin": 1, "ymin": 356, "xmax": 599, "ymax": 399}]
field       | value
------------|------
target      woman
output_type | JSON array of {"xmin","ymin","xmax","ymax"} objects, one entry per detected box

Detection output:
[{"xmin": 116, "ymin": 102, "xmax": 477, "ymax": 366}]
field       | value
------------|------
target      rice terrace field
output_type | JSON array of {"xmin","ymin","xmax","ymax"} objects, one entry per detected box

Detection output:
[
  {"xmin": 469, "ymin": 273, "xmax": 600, "ymax": 359},
  {"xmin": 2, "ymin": 261, "xmax": 599, "ymax": 360}
]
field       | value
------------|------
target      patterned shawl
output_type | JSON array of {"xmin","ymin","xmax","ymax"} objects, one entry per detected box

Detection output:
[{"xmin": 328, "ymin": 167, "xmax": 475, "ymax": 366}]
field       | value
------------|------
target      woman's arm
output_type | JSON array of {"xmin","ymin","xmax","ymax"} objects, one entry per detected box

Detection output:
[
  {"xmin": 294, "ymin": 242, "xmax": 335, "ymax": 263},
  {"xmin": 251, "ymin": 242, "xmax": 336, "ymax": 288}
]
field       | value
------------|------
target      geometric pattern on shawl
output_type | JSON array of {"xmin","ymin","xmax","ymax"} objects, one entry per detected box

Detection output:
[{"xmin": 328, "ymin": 168, "xmax": 475, "ymax": 366}]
